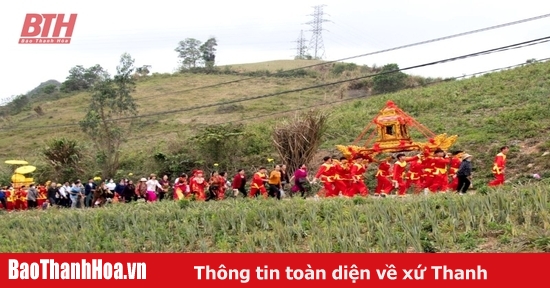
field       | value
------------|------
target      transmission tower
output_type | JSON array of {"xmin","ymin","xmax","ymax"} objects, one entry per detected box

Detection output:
[
  {"xmin": 306, "ymin": 5, "xmax": 330, "ymax": 59},
  {"xmin": 294, "ymin": 30, "xmax": 307, "ymax": 59}
]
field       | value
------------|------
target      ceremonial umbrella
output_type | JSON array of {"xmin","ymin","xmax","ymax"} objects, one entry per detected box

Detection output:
[
  {"xmin": 4, "ymin": 160, "xmax": 28, "ymax": 165},
  {"xmin": 15, "ymin": 165, "xmax": 36, "ymax": 174}
]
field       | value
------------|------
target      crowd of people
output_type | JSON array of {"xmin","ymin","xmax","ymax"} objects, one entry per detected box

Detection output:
[{"xmin": 0, "ymin": 145, "xmax": 508, "ymax": 210}]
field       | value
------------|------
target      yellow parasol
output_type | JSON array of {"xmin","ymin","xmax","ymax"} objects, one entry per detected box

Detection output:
[
  {"xmin": 15, "ymin": 165, "xmax": 36, "ymax": 174},
  {"xmin": 11, "ymin": 174, "xmax": 25, "ymax": 183},
  {"xmin": 5, "ymin": 160, "xmax": 29, "ymax": 165}
]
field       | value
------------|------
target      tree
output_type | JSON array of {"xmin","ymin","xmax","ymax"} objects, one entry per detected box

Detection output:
[
  {"xmin": 135, "ymin": 65, "xmax": 151, "ymax": 76},
  {"xmin": 9, "ymin": 94, "xmax": 30, "ymax": 115},
  {"xmin": 79, "ymin": 53, "xmax": 138, "ymax": 178},
  {"xmin": 42, "ymin": 84, "xmax": 56, "ymax": 94},
  {"xmin": 175, "ymin": 38, "xmax": 203, "ymax": 69},
  {"xmin": 192, "ymin": 123, "xmax": 246, "ymax": 172},
  {"xmin": 372, "ymin": 63, "xmax": 408, "ymax": 94},
  {"xmin": 60, "ymin": 64, "xmax": 109, "ymax": 92},
  {"xmin": 272, "ymin": 110, "xmax": 329, "ymax": 175},
  {"xmin": 42, "ymin": 138, "xmax": 84, "ymax": 181},
  {"xmin": 199, "ymin": 37, "xmax": 218, "ymax": 69}
]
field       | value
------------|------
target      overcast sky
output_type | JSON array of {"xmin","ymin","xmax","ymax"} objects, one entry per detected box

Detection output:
[{"xmin": 2, "ymin": 0, "xmax": 550, "ymax": 100}]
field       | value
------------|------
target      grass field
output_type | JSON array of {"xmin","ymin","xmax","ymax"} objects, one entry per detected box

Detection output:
[
  {"xmin": 221, "ymin": 59, "xmax": 325, "ymax": 72},
  {"xmin": 1, "ymin": 184, "xmax": 549, "ymax": 252}
]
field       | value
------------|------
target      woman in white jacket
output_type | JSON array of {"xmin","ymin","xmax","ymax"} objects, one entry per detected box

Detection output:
[{"xmin": 145, "ymin": 174, "xmax": 163, "ymax": 202}]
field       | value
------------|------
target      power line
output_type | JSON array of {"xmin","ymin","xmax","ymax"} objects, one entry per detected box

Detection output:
[
  {"xmin": 2, "ymin": 36, "xmax": 549, "ymax": 132},
  {"xmin": 125, "ymin": 56, "xmax": 550, "ymax": 140},
  {"xmin": 134, "ymin": 13, "xmax": 550, "ymax": 100},
  {"xmin": 306, "ymin": 5, "xmax": 330, "ymax": 59}
]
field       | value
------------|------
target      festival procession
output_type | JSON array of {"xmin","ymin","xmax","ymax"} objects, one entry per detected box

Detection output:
[{"xmin": 0, "ymin": 101, "xmax": 509, "ymax": 211}]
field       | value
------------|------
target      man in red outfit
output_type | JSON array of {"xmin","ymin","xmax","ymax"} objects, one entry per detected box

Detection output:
[
  {"xmin": 313, "ymin": 156, "xmax": 337, "ymax": 197},
  {"xmin": 349, "ymin": 155, "xmax": 369, "ymax": 197},
  {"xmin": 375, "ymin": 156, "xmax": 394, "ymax": 197},
  {"xmin": 448, "ymin": 151, "xmax": 464, "ymax": 191},
  {"xmin": 406, "ymin": 155, "xmax": 424, "ymax": 194},
  {"xmin": 249, "ymin": 167, "xmax": 268, "ymax": 198},
  {"xmin": 392, "ymin": 153, "xmax": 420, "ymax": 197},
  {"xmin": 488, "ymin": 146, "xmax": 509, "ymax": 187},
  {"xmin": 429, "ymin": 149, "xmax": 451, "ymax": 193},
  {"xmin": 334, "ymin": 157, "xmax": 352, "ymax": 197}
]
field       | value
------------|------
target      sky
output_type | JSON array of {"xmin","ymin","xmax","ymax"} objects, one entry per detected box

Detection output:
[{"xmin": 2, "ymin": 0, "xmax": 550, "ymax": 101}]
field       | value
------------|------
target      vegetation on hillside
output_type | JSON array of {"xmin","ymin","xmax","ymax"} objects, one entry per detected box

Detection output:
[
  {"xmin": 0, "ymin": 55, "xmax": 548, "ymax": 186},
  {"xmin": 1, "ymin": 185, "xmax": 549, "ymax": 252}
]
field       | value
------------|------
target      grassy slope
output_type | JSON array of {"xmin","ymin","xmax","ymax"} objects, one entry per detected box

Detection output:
[
  {"xmin": 1, "ymin": 185, "xmax": 549, "ymax": 252},
  {"xmin": 1, "ymin": 60, "xmax": 550, "ymax": 252}
]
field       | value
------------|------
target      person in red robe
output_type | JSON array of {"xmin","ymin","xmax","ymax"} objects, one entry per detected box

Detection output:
[
  {"xmin": 15, "ymin": 186, "xmax": 28, "ymax": 210},
  {"xmin": 349, "ymin": 155, "xmax": 369, "ymax": 196},
  {"xmin": 37, "ymin": 184, "xmax": 47, "ymax": 207},
  {"xmin": 189, "ymin": 170, "xmax": 207, "ymax": 200},
  {"xmin": 375, "ymin": 156, "xmax": 394, "ymax": 197},
  {"xmin": 173, "ymin": 173, "xmax": 189, "ymax": 200},
  {"xmin": 448, "ymin": 151, "xmax": 464, "ymax": 191},
  {"xmin": 208, "ymin": 171, "xmax": 225, "ymax": 201},
  {"xmin": 429, "ymin": 149, "xmax": 451, "ymax": 193},
  {"xmin": 313, "ymin": 156, "xmax": 337, "ymax": 197},
  {"xmin": 406, "ymin": 156, "xmax": 424, "ymax": 194},
  {"xmin": 392, "ymin": 153, "xmax": 420, "ymax": 197},
  {"xmin": 249, "ymin": 167, "xmax": 268, "ymax": 198},
  {"xmin": 421, "ymin": 153, "xmax": 436, "ymax": 194},
  {"xmin": 489, "ymin": 146, "xmax": 509, "ymax": 187},
  {"xmin": 334, "ymin": 157, "xmax": 352, "ymax": 197}
]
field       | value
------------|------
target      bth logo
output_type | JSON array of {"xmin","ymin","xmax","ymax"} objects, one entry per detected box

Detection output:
[{"xmin": 19, "ymin": 13, "xmax": 77, "ymax": 44}]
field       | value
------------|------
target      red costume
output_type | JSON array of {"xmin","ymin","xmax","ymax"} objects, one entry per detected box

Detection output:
[
  {"xmin": 429, "ymin": 157, "xmax": 451, "ymax": 192},
  {"xmin": 249, "ymin": 171, "xmax": 268, "ymax": 198},
  {"xmin": 189, "ymin": 170, "xmax": 207, "ymax": 200},
  {"xmin": 393, "ymin": 156, "xmax": 419, "ymax": 196},
  {"xmin": 488, "ymin": 152, "xmax": 506, "ymax": 186},
  {"xmin": 334, "ymin": 160, "xmax": 352, "ymax": 197},
  {"xmin": 448, "ymin": 156, "xmax": 462, "ymax": 190},
  {"xmin": 15, "ymin": 188, "xmax": 27, "ymax": 210},
  {"xmin": 37, "ymin": 185, "xmax": 47, "ymax": 206},
  {"xmin": 174, "ymin": 178, "xmax": 189, "ymax": 200},
  {"xmin": 375, "ymin": 160, "xmax": 392, "ymax": 195},
  {"xmin": 350, "ymin": 160, "xmax": 368, "ymax": 196},
  {"xmin": 210, "ymin": 175, "xmax": 226, "ymax": 200},
  {"xmin": 421, "ymin": 157, "xmax": 435, "ymax": 189},
  {"xmin": 406, "ymin": 158, "xmax": 424, "ymax": 194},
  {"xmin": 314, "ymin": 163, "xmax": 337, "ymax": 197}
]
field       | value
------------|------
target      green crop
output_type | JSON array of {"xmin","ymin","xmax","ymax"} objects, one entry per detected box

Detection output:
[{"xmin": 0, "ymin": 184, "xmax": 549, "ymax": 252}]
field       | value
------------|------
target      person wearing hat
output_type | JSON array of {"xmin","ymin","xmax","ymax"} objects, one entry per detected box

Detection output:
[
  {"xmin": 190, "ymin": 170, "xmax": 208, "ymax": 200},
  {"xmin": 135, "ymin": 178, "xmax": 148, "ymax": 200},
  {"xmin": 456, "ymin": 153, "xmax": 473, "ymax": 194}
]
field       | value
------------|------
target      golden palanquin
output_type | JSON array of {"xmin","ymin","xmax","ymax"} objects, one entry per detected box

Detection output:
[
  {"xmin": 337, "ymin": 100, "xmax": 458, "ymax": 159},
  {"xmin": 1, "ymin": 160, "xmax": 45, "ymax": 210}
]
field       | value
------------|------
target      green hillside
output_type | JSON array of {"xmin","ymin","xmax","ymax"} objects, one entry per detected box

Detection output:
[
  {"xmin": 0, "ymin": 59, "xmax": 549, "ymax": 187},
  {"xmin": 1, "ymin": 59, "xmax": 550, "ymax": 253}
]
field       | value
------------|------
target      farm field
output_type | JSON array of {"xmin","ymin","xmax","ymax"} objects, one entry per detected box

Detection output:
[{"xmin": 1, "ymin": 185, "xmax": 549, "ymax": 252}]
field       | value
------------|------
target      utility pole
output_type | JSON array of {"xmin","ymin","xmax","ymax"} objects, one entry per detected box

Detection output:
[
  {"xmin": 294, "ymin": 30, "xmax": 307, "ymax": 59},
  {"xmin": 306, "ymin": 5, "xmax": 329, "ymax": 59}
]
